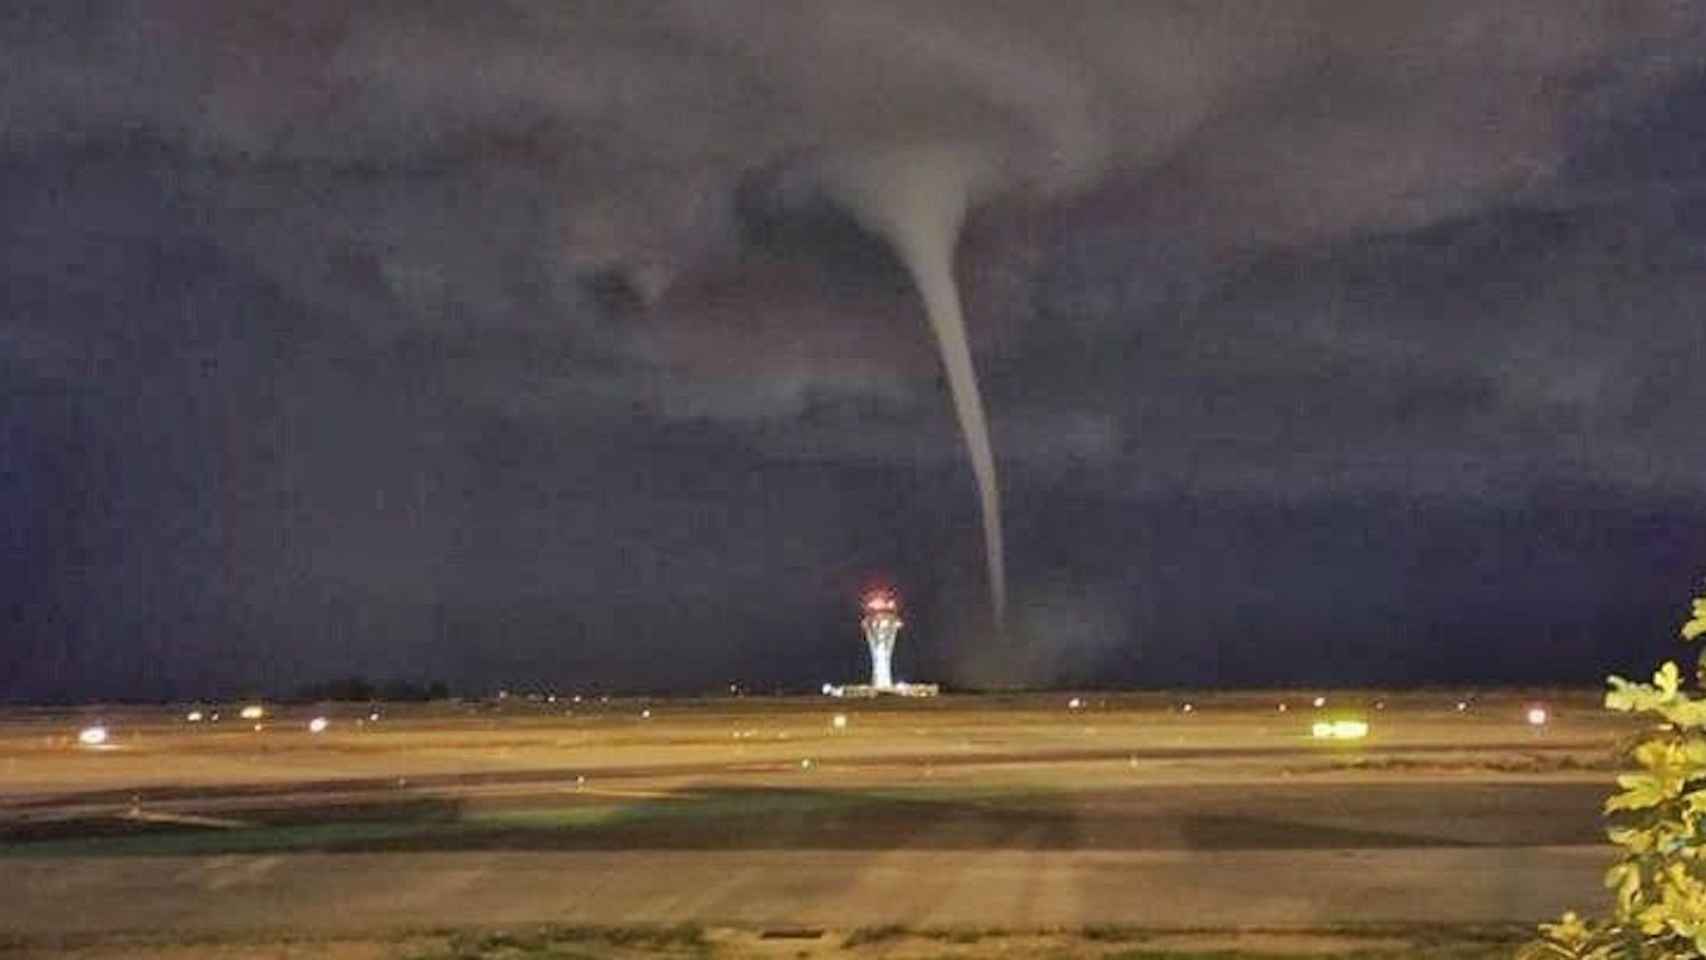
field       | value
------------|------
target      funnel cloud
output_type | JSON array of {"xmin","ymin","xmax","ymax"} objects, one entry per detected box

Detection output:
[{"xmin": 821, "ymin": 145, "xmax": 1007, "ymax": 624}]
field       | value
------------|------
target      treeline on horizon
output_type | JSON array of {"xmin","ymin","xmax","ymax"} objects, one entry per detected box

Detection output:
[{"xmin": 288, "ymin": 676, "xmax": 451, "ymax": 703}]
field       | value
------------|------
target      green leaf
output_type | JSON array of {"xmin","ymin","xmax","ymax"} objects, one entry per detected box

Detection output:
[
  {"xmin": 1606, "ymin": 673, "xmax": 1673, "ymax": 714},
  {"xmin": 1656, "ymin": 661, "xmax": 1682, "ymax": 698},
  {"xmin": 1608, "ymin": 774, "xmax": 1668, "ymax": 812},
  {"xmin": 1684, "ymin": 792, "xmax": 1706, "ymax": 820},
  {"xmin": 1634, "ymin": 741, "xmax": 1678, "ymax": 771},
  {"xmin": 1684, "ymin": 596, "xmax": 1706, "ymax": 641},
  {"xmin": 1611, "ymin": 861, "xmax": 1643, "ymax": 912},
  {"xmin": 1606, "ymin": 688, "xmax": 1637, "ymax": 712},
  {"xmin": 1608, "ymin": 827, "xmax": 1654, "ymax": 854},
  {"xmin": 1661, "ymin": 697, "xmax": 1706, "ymax": 728},
  {"xmin": 1683, "ymin": 739, "xmax": 1706, "ymax": 766}
]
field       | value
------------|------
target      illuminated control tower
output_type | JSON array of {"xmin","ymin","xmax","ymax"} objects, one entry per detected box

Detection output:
[
  {"xmin": 823, "ymin": 589, "xmax": 938, "ymax": 698},
  {"xmin": 861, "ymin": 591, "xmax": 903, "ymax": 690}
]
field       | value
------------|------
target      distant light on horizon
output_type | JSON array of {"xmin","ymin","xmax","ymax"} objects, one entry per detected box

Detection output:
[
  {"xmin": 308, "ymin": 716, "xmax": 329, "ymax": 734},
  {"xmin": 77, "ymin": 725, "xmax": 109, "ymax": 747},
  {"xmin": 1526, "ymin": 706, "xmax": 1549, "ymax": 726},
  {"xmin": 1311, "ymin": 719, "xmax": 1369, "ymax": 740},
  {"xmin": 239, "ymin": 704, "xmax": 265, "ymax": 721}
]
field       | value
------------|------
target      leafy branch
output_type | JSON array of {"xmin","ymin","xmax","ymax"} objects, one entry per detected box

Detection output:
[{"xmin": 1523, "ymin": 585, "xmax": 1706, "ymax": 959}]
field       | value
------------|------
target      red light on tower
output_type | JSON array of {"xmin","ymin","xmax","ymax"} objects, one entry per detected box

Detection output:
[{"xmin": 863, "ymin": 591, "xmax": 896, "ymax": 613}]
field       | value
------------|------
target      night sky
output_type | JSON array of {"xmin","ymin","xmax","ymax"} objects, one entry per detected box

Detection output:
[{"xmin": 5, "ymin": 2, "xmax": 1706, "ymax": 701}]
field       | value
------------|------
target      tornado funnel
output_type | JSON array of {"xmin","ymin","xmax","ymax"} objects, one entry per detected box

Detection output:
[{"xmin": 823, "ymin": 146, "xmax": 1007, "ymax": 624}]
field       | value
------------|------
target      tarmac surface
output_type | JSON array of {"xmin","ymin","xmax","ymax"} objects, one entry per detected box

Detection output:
[
  {"xmin": 0, "ymin": 692, "xmax": 1631, "ymax": 935},
  {"xmin": 7, "ymin": 846, "xmax": 1609, "ymax": 935}
]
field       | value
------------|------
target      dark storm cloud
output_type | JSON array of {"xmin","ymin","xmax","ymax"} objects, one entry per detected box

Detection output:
[
  {"xmin": 1020, "ymin": 191, "xmax": 1706, "ymax": 500},
  {"xmin": 10, "ymin": 3, "xmax": 1696, "ymax": 371},
  {"xmin": 5, "ymin": 1, "xmax": 1706, "ymax": 697}
]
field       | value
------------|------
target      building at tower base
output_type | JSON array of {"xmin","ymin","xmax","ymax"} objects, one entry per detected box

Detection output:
[{"xmin": 822, "ymin": 681, "xmax": 940, "ymax": 699}]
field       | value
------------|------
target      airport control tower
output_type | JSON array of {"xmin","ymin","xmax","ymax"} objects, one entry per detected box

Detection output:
[
  {"xmin": 861, "ymin": 591, "xmax": 903, "ymax": 690},
  {"xmin": 824, "ymin": 590, "xmax": 938, "ymax": 698}
]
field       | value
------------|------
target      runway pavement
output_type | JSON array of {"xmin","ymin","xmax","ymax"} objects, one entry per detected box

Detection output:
[
  {"xmin": 2, "ymin": 779, "xmax": 1613, "ymax": 934},
  {"xmin": 4, "ymin": 846, "xmax": 1608, "ymax": 934},
  {"xmin": 0, "ymin": 695, "xmax": 1626, "ymax": 936}
]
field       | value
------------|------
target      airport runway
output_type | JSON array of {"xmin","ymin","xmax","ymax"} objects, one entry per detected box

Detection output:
[
  {"xmin": 3, "ymin": 847, "xmax": 1608, "ymax": 935},
  {"xmin": 2, "ymin": 779, "xmax": 1611, "ymax": 934},
  {"xmin": 0, "ymin": 695, "xmax": 1626, "ymax": 937}
]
